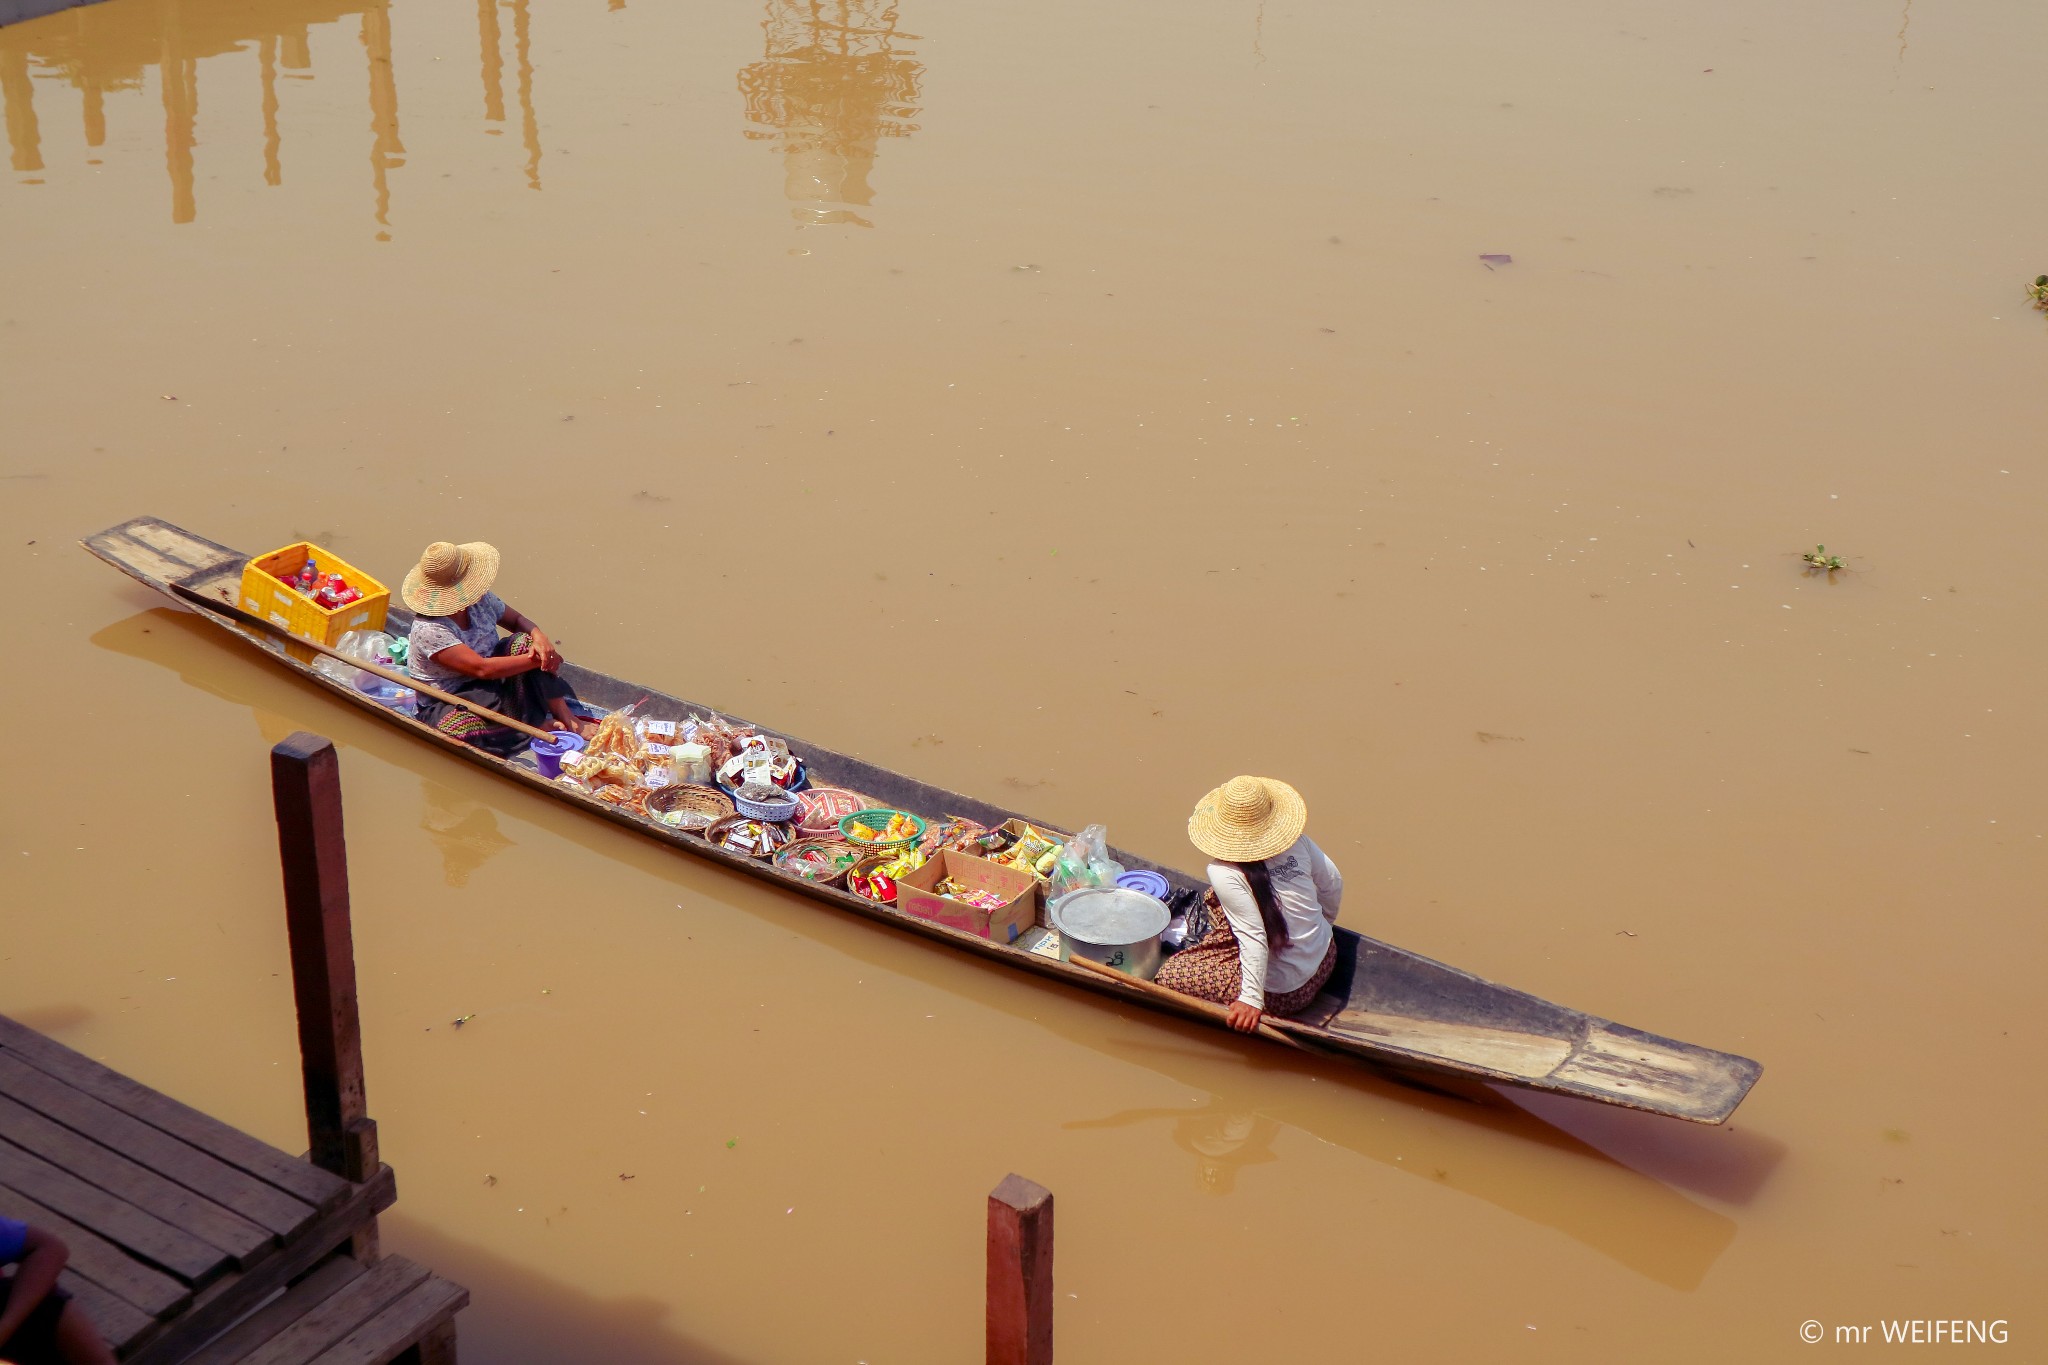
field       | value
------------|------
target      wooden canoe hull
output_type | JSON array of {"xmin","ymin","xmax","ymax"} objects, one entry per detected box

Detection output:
[{"xmin": 82, "ymin": 517, "xmax": 1763, "ymax": 1124}]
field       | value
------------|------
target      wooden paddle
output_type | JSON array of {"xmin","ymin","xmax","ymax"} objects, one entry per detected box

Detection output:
[
  {"xmin": 1065, "ymin": 953, "xmax": 1341, "ymax": 1057},
  {"xmin": 169, "ymin": 581, "xmax": 556, "ymax": 743}
]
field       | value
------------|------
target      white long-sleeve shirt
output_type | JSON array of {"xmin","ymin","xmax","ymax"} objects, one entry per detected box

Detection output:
[{"xmin": 1209, "ymin": 836, "xmax": 1343, "ymax": 1009}]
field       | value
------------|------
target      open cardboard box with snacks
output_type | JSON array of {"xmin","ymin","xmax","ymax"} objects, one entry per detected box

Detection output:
[
  {"xmin": 896, "ymin": 850, "xmax": 1040, "ymax": 944},
  {"xmin": 981, "ymin": 819, "xmax": 1069, "ymax": 884}
]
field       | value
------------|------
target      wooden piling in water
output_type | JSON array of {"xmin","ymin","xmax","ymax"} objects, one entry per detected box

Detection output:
[
  {"xmin": 271, "ymin": 731, "xmax": 380, "ymax": 1263},
  {"xmin": 987, "ymin": 1173, "xmax": 1054, "ymax": 1365}
]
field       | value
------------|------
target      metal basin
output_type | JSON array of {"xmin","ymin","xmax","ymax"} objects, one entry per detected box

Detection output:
[{"xmin": 1050, "ymin": 887, "xmax": 1171, "ymax": 980}]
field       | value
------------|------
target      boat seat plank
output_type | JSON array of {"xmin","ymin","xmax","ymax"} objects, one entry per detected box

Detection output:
[
  {"xmin": 0, "ymin": 1018, "xmax": 350, "ymax": 1210},
  {"xmin": 231, "ymin": 1256, "xmax": 429, "ymax": 1365},
  {"xmin": 58, "ymin": 1267, "xmax": 159, "ymax": 1353},
  {"xmin": 0, "ymin": 1094, "xmax": 275, "ymax": 1266},
  {"xmin": 1545, "ymin": 1024, "xmax": 1755, "ymax": 1121},
  {"xmin": 177, "ymin": 1256, "xmax": 366, "ymax": 1365},
  {"xmin": 0, "ymin": 1053, "xmax": 316, "ymax": 1239},
  {"xmin": 122, "ymin": 521, "xmax": 243, "ymax": 573},
  {"xmin": 0, "ymin": 1182, "xmax": 192, "ymax": 1318},
  {"xmin": 0, "ymin": 1136, "xmax": 227, "ymax": 1283},
  {"xmin": 305, "ymin": 1273, "xmax": 467, "ymax": 1365},
  {"xmin": 1325, "ymin": 1010, "xmax": 1576, "ymax": 1079}
]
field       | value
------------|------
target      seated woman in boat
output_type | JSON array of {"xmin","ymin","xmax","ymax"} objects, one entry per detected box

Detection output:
[
  {"xmin": 1154, "ymin": 776, "xmax": 1343, "ymax": 1032},
  {"xmin": 402, "ymin": 540, "xmax": 590, "ymax": 756}
]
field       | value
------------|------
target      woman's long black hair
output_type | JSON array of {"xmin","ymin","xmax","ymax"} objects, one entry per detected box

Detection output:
[{"xmin": 1225, "ymin": 859, "xmax": 1290, "ymax": 950}]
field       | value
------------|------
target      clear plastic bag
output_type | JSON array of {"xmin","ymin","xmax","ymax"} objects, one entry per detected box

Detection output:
[
  {"xmin": 314, "ymin": 629, "xmax": 399, "ymax": 688},
  {"xmin": 1048, "ymin": 823, "xmax": 1126, "ymax": 901},
  {"xmin": 313, "ymin": 630, "xmax": 416, "ymax": 715}
]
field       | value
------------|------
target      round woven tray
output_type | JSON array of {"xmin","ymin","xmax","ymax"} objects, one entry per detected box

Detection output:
[
  {"xmin": 646, "ymin": 783, "xmax": 736, "ymax": 833},
  {"xmin": 704, "ymin": 813, "xmax": 794, "ymax": 860},
  {"xmin": 839, "ymin": 808, "xmax": 927, "ymax": 853},
  {"xmin": 773, "ymin": 837, "xmax": 857, "ymax": 886},
  {"xmin": 796, "ymin": 786, "xmax": 880, "ymax": 837}
]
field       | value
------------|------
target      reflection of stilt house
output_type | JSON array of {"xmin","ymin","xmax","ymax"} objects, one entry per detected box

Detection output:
[
  {"xmin": 737, "ymin": 0, "xmax": 922, "ymax": 227},
  {"xmin": 0, "ymin": 0, "xmax": 546, "ymax": 229},
  {"xmin": 3, "ymin": 0, "xmax": 372, "ymax": 221}
]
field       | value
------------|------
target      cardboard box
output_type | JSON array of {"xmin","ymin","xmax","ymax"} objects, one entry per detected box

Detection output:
[{"xmin": 896, "ymin": 850, "xmax": 1039, "ymax": 944}]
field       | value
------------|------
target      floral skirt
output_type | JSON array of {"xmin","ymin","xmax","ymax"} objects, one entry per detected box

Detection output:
[
  {"xmin": 1154, "ymin": 889, "xmax": 1337, "ymax": 1016},
  {"xmin": 413, "ymin": 633, "xmax": 577, "ymax": 758}
]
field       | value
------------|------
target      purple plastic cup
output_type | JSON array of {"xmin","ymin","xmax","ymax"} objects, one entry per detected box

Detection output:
[{"xmin": 528, "ymin": 730, "xmax": 587, "ymax": 778}]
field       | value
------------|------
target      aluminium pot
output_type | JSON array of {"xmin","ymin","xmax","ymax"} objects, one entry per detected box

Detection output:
[{"xmin": 1050, "ymin": 887, "xmax": 1170, "ymax": 981}]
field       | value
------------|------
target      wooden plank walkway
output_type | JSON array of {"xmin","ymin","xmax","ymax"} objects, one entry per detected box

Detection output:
[
  {"xmin": 0, "ymin": 1016, "xmax": 439, "ymax": 1362},
  {"xmin": 0, "ymin": 733, "xmax": 466, "ymax": 1363}
]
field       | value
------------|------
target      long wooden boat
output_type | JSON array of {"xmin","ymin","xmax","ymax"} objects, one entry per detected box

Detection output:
[{"xmin": 84, "ymin": 517, "xmax": 1762, "ymax": 1123}]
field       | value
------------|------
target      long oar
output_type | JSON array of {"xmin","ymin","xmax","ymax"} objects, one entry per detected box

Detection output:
[
  {"xmin": 1065, "ymin": 953, "xmax": 1340, "ymax": 1057},
  {"xmin": 1066, "ymin": 952, "xmax": 1479, "ymax": 1100},
  {"xmin": 169, "ymin": 582, "xmax": 555, "ymax": 743}
]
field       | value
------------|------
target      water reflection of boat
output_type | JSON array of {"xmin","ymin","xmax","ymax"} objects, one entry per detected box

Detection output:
[
  {"xmin": 85, "ymin": 516, "xmax": 1762, "ymax": 1127},
  {"xmin": 92, "ymin": 597, "xmax": 1775, "ymax": 1291},
  {"xmin": 1, "ymin": 0, "xmax": 543, "ymax": 227},
  {"xmin": 737, "ymin": 0, "xmax": 923, "ymax": 227}
]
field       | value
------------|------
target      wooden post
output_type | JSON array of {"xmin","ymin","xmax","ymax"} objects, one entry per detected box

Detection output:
[
  {"xmin": 272, "ymin": 732, "xmax": 380, "ymax": 1263},
  {"xmin": 987, "ymin": 1174, "xmax": 1053, "ymax": 1365}
]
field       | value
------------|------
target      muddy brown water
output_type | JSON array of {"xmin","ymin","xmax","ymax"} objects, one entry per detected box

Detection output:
[{"xmin": 4, "ymin": 0, "xmax": 2045, "ymax": 1358}]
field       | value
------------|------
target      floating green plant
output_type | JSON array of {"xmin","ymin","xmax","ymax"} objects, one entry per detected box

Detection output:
[{"xmin": 1801, "ymin": 544, "xmax": 1846, "ymax": 572}]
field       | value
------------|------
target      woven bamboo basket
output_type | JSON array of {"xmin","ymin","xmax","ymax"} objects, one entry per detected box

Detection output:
[
  {"xmin": 772, "ymin": 838, "xmax": 858, "ymax": 886},
  {"xmin": 646, "ymin": 783, "xmax": 736, "ymax": 834},
  {"xmin": 704, "ymin": 813, "xmax": 793, "ymax": 860}
]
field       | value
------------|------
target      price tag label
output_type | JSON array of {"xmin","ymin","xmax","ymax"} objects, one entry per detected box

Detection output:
[{"xmin": 740, "ymin": 738, "xmax": 776, "ymax": 790}]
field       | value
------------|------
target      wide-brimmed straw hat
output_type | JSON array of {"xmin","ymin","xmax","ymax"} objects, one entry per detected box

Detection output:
[
  {"xmin": 401, "ymin": 540, "xmax": 500, "ymax": 616},
  {"xmin": 1187, "ymin": 775, "xmax": 1308, "ymax": 863}
]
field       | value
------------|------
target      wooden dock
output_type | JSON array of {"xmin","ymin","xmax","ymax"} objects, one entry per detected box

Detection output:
[{"xmin": 0, "ymin": 734, "xmax": 466, "ymax": 1364}]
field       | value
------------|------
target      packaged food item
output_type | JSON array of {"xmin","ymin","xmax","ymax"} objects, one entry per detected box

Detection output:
[
  {"xmin": 847, "ymin": 811, "xmax": 921, "ymax": 844},
  {"xmin": 710, "ymin": 817, "xmax": 791, "ymax": 857},
  {"xmin": 921, "ymin": 816, "xmax": 989, "ymax": 854},
  {"xmin": 671, "ymin": 743, "xmax": 712, "ymax": 784},
  {"xmin": 849, "ymin": 843, "xmax": 925, "ymax": 897},
  {"xmin": 588, "ymin": 706, "xmax": 641, "ymax": 762},
  {"xmin": 937, "ymin": 879, "xmax": 1011, "ymax": 913}
]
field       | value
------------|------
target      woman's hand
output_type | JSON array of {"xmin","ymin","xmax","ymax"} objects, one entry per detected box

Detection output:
[
  {"xmin": 1226, "ymin": 1001, "xmax": 1263, "ymax": 1033},
  {"xmin": 529, "ymin": 629, "xmax": 562, "ymax": 674}
]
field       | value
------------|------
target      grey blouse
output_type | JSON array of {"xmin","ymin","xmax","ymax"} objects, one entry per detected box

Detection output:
[{"xmin": 407, "ymin": 592, "xmax": 508, "ymax": 685}]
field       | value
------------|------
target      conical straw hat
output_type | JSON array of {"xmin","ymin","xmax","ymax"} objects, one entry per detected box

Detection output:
[
  {"xmin": 401, "ymin": 540, "xmax": 500, "ymax": 616},
  {"xmin": 1187, "ymin": 776, "xmax": 1307, "ymax": 863}
]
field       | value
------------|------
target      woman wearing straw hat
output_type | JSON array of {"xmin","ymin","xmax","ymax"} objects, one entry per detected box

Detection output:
[
  {"xmin": 401, "ymin": 540, "xmax": 590, "ymax": 756},
  {"xmin": 1155, "ymin": 776, "xmax": 1345, "ymax": 1033}
]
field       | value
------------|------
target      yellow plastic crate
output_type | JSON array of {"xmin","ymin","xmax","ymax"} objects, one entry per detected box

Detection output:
[{"xmin": 239, "ymin": 541, "xmax": 391, "ymax": 664}]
